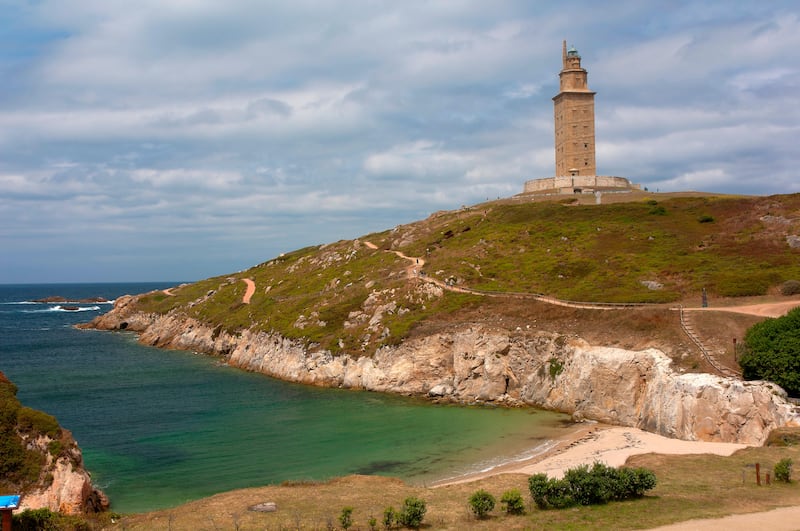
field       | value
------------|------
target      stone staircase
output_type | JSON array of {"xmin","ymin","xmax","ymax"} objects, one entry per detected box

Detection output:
[{"xmin": 679, "ymin": 307, "xmax": 742, "ymax": 378}]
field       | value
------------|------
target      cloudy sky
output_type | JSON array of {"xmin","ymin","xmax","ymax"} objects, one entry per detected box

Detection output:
[{"xmin": 2, "ymin": 1, "xmax": 799, "ymax": 283}]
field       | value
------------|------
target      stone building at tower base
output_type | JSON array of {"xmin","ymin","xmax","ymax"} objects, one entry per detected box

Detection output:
[{"xmin": 523, "ymin": 175, "xmax": 640, "ymax": 196}]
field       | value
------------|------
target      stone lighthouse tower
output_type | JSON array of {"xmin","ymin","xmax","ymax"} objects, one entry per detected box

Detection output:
[{"xmin": 553, "ymin": 40, "xmax": 596, "ymax": 177}]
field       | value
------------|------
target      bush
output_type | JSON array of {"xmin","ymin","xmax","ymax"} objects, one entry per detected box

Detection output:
[
  {"xmin": 468, "ymin": 489, "xmax": 495, "ymax": 519},
  {"xmin": 16, "ymin": 407, "xmax": 60, "ymax": 438},
  {"xmin": 397, "ymin": 497, "xmax": 426, "ymax": 529},
  {"xmin": 781, "ymin": 280, "xmax": 800, "ymax": 296},
  {"xmin": 775, "ymin": 458, "xmax": 793, "ymax": 483},
  {"xmin": 739, "ymin": 307, "xmax": 800, "ymax": 396},
  {"xmin": 500, "ymin": 488, "xmax": 525, "ymax": 515},
  {"xmin": 529, "ymin": 463, "xmax": 657, "ymax": 510},
  {"xmin": 368, "ymin": 515, "xmax": 378, "ymax": 531},
  {"xmin": 698, "ymin": 214, "xmax": 715, "ymax": 223},
  {"xmin": 382, "ymin": 506, "xmax": 396, "ymax": 530},
  {"xmin": 339, "ymin": 506, "xmax": 353, "ymax": 530},
  {"xmin": 13, "ymin": 508, "xmax": 59, "ymax": 531},
  {"xmin": 528, "ymin": 473, "xmax": 574, "ymax": 509},
  {"xmin": 565, "ymin": 463, "xmax": 614, "ymax": 505}
]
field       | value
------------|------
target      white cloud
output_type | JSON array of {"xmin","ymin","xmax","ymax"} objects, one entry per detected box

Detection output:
[
  {"xmin": 2, "ymin": 1, "xmax": 800, "ymax": 281},
  {"xmin": 129, "ymin": 168, "xmax": 243, "ymax": 189}
]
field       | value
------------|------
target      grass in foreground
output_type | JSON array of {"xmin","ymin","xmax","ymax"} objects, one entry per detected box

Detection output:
[{"xmin": 113, "ymin": 443, "xmax": 800, "ymax": 530}]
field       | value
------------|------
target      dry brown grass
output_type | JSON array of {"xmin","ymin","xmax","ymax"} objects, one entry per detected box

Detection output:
[{"xmin": 111, "ymin": 442, "xmax": 800, "ymax": 531}]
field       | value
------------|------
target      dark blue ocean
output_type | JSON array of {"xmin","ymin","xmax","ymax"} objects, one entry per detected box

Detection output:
[{"xmin": 0, "ymin": 283, "xmax": 574, "ymax": 513}]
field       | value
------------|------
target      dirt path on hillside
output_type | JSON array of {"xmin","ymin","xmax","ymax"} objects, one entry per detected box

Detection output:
[
  {"xmin": 684, "ymin": 300, "xmax": 800, "ymax": 318},
  {"xmin": 241, "ymin": 278, "xmax": 256, "ymax": 304},
  {"xmin": 648, "ymin": 505, "xmax": 800, "ymax": 530},
  {"xmin": 363, "ymin": 241, "xmax": 800, "ymax": 318}
]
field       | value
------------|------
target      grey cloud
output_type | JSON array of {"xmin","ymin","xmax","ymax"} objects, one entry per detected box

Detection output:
[{"xmin": 2, "ymin": 1, "xmax": 800, "ymax": 282}]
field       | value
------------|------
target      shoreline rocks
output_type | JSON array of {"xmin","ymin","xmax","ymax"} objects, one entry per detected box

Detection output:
[{"xmin": 82, "ymin": 295, "xmax": 800, "ymax": 445}]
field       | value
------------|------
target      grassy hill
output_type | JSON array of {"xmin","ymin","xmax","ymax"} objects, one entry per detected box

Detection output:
[{"xmin": 133, "ymin": 192, "xmax": 800, "ymax": 360}]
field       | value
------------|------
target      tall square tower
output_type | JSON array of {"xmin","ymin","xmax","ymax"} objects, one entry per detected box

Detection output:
[{"xmin": 553, "ymin": 41, "xmax": 596, "ymax": 177}]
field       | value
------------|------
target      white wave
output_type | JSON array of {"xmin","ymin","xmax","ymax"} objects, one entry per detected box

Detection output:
[
  {"xmin": 3, "ymin": 299, "xmax": 114, "ymax": 305},
  {"xmin": 432, "ymin": 439, "xmax": 560, "ymax": 485},
  {"xmin": 22, "ymin": 305, "xmax": 102, "ymax": 313}
]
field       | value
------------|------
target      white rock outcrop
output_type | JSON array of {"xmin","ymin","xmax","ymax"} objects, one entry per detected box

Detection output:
[{"xmin": 86, "ymin": 297, "xmax": 800, "ymax": 446}]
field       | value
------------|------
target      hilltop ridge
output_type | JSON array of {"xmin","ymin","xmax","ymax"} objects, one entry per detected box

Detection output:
[{"xmin": 110, "ymin": 192, "xmax": 800, "ymax": 363}]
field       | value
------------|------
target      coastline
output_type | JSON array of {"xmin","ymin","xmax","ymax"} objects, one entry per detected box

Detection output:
[{"xmin": 434, "ymin": 424, "xmax": 747, "ymax": 487}]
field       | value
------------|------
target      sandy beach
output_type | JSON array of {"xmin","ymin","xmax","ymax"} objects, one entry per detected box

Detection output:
[{"xmin": 435, "ymin": 423, "xmax": 747, "ymax": 486}]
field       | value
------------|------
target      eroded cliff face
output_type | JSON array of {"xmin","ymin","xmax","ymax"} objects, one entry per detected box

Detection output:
[
  {"xmin": 18, "ymin": 432, "xmax": 108, "ymax": 514},
  {"xmin": 86, "ymin": 296, "xmax": 800, "ymax": 445}
]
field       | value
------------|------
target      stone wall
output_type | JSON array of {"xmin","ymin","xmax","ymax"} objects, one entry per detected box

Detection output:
[{"xmin": 524, "ymin": 175, "xmax": 639, "ymax": 194}]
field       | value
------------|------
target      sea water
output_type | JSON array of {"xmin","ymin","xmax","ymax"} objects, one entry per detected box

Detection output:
[{"xmin": 0, "ymin": 283, "xmax": 575, "ymax": 513}]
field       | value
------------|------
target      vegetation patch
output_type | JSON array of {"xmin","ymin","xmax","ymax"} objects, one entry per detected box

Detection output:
[
  {"xmin": 740, "ymin": 307, "xmax": 800, "ymax": 396},
  {"xmin": 0, "ymin": 372, "xmax": 67, "ymax": 493},
  {"xmin": 126, "ymin": 194, "xmax": 800, "ymax": 359},
  {"xmin": 529, "ymin": 462, "xmax": 657, "ymax": 509}
]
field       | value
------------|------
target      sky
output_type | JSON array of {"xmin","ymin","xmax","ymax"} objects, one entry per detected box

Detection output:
[{"xmin": 2, "ymin": 1, "xmax": 799, "ymax": 283}]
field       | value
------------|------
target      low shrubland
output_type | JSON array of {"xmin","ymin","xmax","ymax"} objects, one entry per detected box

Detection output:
[{"xmin": 127, "ymin": 194, "xmax": 800, "ymax": 358}]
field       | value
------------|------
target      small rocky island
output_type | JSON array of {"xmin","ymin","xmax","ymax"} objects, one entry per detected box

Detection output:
[{"xmin": 32, "ymin": 296, "xmax": 109, "ymax": 304}]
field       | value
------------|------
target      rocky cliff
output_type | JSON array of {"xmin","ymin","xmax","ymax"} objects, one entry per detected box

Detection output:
[
  {"xmin": 0, "ymin": 372, "xmax": 108, "ymax": 515},
  {"xmin": 17, "ymin": 432, "xmax": 109, "ymax": 514},
  {"xmin": 86, "ymin": 295, "xmax": 800, "ymax": 446}
]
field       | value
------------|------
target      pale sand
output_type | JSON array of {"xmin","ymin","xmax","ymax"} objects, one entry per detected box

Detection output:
[{"xmin": 435, "ymin": 424, "xmax": 746, "ymax": 486}]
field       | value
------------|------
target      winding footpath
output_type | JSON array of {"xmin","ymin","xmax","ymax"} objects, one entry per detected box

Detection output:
[
  {"xmin": 364, "ymin": 240, "xmax": 800, "ymax": 317},
  {"xmin": 363, "ymin": 240, "xmax": 800, "ymax": 377},
  {"xmin": 227, "ymin": 241, "xmax": 798, "ymax": 377},
  {"xmin": 241, "ymin": 278, "xmax": 256, "ymax": 304}
]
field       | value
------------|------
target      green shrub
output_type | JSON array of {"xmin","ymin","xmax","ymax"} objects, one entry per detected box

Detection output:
[
  {"xmin": 528, "ymin": 473, "xmax": 574, "ymax": 509},
  {"xmin": 368, "ymin": 515, "xmax": 378, "ymax": 531},
  {"xmin": 649, "ymin": 205, "xmax": 667, "ymax": 216},
  {"xmin": 740, "ymin": 307, "xmax": 800, "ymax": 396},
  {"xmin": 397, "ymin": 497, "xmax": 426, "ymax": 529},
  {"xmin": 382, "ymin": 506, "xmax": 396, "ymax": 530},
  {"xmin": 500, "ymin": 488, "xmax": 525, "ymax": 515},
  {"xmin": 564, "ymin": 463, "xmax": 614, "ymax": 505},
  {"xmin": 468, "ymin": 489, "xmax": 495, "ymax": 519},
  {"xmin": 13, "ymin": 508, "xmax": 59, "ymax": 531},
  {"xmin": 339, "ymin": 506, "xmax": 354, "ymax": 530},
  {"xmin": 529, "ymin": 463, "xmax": 657, "ymax": 510},
  {"xmin": 47, "ymin": 440, "xmax": 63, "ymax": 457},
  {"xmin": 781, "ymin": 280, "xmax": 800, "ymax": 296},
  {"xmin": 698, "ymin": 214, "xmax": 715, "ymax": 223},
  {"xmin": 16, "ymin": 407, "xmax": 60, "ymax": 438},
  {"xmin": 775, "ymin": 458, "xmax": 793, "ymax": 483},
  {"xmin": 548, "ymin": 358, "xmax": 564, "ymax": 380}
]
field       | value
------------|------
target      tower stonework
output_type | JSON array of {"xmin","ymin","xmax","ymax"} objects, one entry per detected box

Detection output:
[{"xmin": 553, "ymin": 40, "xmax": 596, "ymax": 177}]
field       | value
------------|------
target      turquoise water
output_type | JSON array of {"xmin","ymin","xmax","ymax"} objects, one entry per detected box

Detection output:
[{"xmin": 0, "ymin": 283, "xmax": 575, "ymax": 513}]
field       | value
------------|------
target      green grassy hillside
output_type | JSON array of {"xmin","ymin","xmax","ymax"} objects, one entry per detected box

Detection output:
[{"xmin": 134, "ymin": 193, "xmax": 800, "ymax": 357}]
